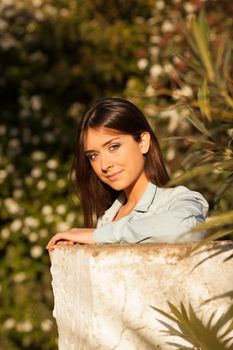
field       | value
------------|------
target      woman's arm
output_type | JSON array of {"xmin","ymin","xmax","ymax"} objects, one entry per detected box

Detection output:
[
  {"xmin": 93, "ymin": 187, "xmax": 209, "ymax": 244},
  {"xmin": 46, "ymin": 228, "xmax": 95, "ymax": 252}
]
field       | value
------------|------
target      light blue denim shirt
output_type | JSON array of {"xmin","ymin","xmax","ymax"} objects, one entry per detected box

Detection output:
[{"xmin": 93, "ymin": 182, "xmax": 209, "ymax": 244}]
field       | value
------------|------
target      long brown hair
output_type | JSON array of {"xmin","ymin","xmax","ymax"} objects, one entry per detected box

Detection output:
[{"xmin": 71, "ymin": 97, "xmax": 170, "ymax": 227}]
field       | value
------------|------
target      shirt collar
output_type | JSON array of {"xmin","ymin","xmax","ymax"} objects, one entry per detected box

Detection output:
[
  {"xmin": 133, "ymin": 181, "xmax": 157, "ymax": 212},
  {"xmin": 103, "ymin": 181, "xmax": 157, "ymax": 221},
  {"xmin": 102, "ymin": 191, "xmax": 125, "ymax": 221}
]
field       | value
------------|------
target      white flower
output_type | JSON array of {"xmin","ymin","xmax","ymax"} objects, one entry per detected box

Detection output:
[
  {"xmin": 25, "ymin": 176, "xmax": 33, "ymax": 186},
  {"xmin": 40, "ymin": 319, "xmax": 53, "ymax": 332},
  {"xmin": 42, "ymin": 205, "xmax": 53, "ymax": 215},
  {"xmin": 150, "ymin": 64, "xmax": 163, "ymax": 79},
  {"xmin": 149, "ymin": 47, "xmax": 159, "ymax": 58},
  {"xmin": 164, "ymin": 63, "xmax": 174, "ymax": 75},
  {"xmin": 10, "ymin": 219, "xmax": 23, "ymax": 232},
  {"xmin": 57, "ymin": 178, "xmax": 66, "ymax": 188},
  {"xmin": 47, "ymin": 171, "xmax": 57, "ymax": 181},
  {"xmin": 22, "ymin": 226, "xmax": 30, "ymax": 235},
  {"xmin": 66, "ymin": 212, "xmax": 76, "ymax": 224},
  {"xmin": 0, "ymin": 125, "xmax": 7, "ymax": 135},
  {"xmin": 31, "ymin": 150, "xmax": 46, "ymax": 161},
  {"xmin": 6, "ymin": 164, "xmax": 14, "ymax": 173},
  {"xmin": 4, "ymin": 198, "xmax": 20, "ymax": 214},
  {"xmin": 39, "ymin": 229, "xmax": 48, "ymax": 238},
  {"xmin": 30, "ymin": 245, "xmax": 43, "ymax": 258},
  {"xmin": 0, "ymin": 169, "xmax": 7, "ymax": 183},
  {"xmin": 0, "ymin": 19, "xmax": 8, "ymax": 31},
  {"xmin": 37, "ymin": 180, "xmax": 47, "ymax": 190},
  {"xmin": 32, "ymin": 0, "xmax": 43, "ymax": 7},
  {"xmin": 1, "ymin": 228, "xmax": 10, "ymax": 239},
  {"xmin": 156, "ymin": 1, "xmax": 165, "ymax": 10},
  {"xmin": 60, "ymin": 8, "xmax": 70, "ymax": 17},
  {"xmin": 24, "ymin": 216, "xmax": 39, "ymax": 228},
  {"xmin": 44, "ymin": 214, "xmax": 54, "ymax": 224},
  {"xmin": 137, "ymin": 58, "xmax": 148, "ymax": 70},
  {"xmin": 227, "ymin": 128, "xmax": 233, "ymax": 138},
  {"xmin": 56, "ymin": 204, "xmax": 66, "ymax": 215},
  {"xmin": 13, "ymin": 272, "xmax": 27, "ymax": 283},
  {"xmin": 13, "ymin": 189, "xmax": 24, "ymax": 199},
  {"xmin": 173, "ymin": 56, "xmax": 183, "ymax": 65},
  {"xmin": 31, "ymin": 167, "xmax": 42, "ymax": 178},
  {"xmin": 35, "ymin": 10, "xmax": 45, "ymax": 21},
  {"xmin": 0, "ymin": 34, "xmax": 16, "ymax": 50},
  {"xmin": 145, "ymin": 85, "xmax": 155, "ymax": 97},
  {"xmin": 8, "ymin": 138, "xmax": 20, "ymax": 148},
  {"xmin": 181, "ymin": 85, "xmax": 193, "ymax": 97},
  {"xmin": 44, "ymin": 4, "xmax": 58, "ymax": 16},
  {"xmin": 184, "ymin": 3, "xmax": 196, "ymax": 13},
  {"xmin": 144, "ymin": 104, "xmax": 157, "ymax": 117},
  {"xmin": 46, "ymin": 159, "xmax": 58, "ymax": 169},
  {"xmin": 166, "ymin": 147, "xmax": 176, "ymax": 161},
  {"xmin": 68, "ymin": 102, "xmax": 82, "ymax": 118},
  {"xmin": 135, "ymin": 16, "xmax": 144, "ymax": 24},
  {"xmin": 29, "ymin": 232, "xmax": 39, "ymax": 242},
  {"xmin": 30, "ymin": 95, "xmax": 42, "ymax": 111},
  {"xmin": 1, "ymin": 0, "xmax": 15, "ymax": 6},
  {"xmin": 44, "ymin": 132, "xmax": 55, "ymax": 142},
  {"xmin": 161, "ymin": 20, "xmax": 174, "ymax": 33},
  {"xmin": 172, "ymin": 86, "xmax": 193, "ymax": 99},
  {"xmin": 160, "ymin": 109, "xmax": 180, "ymax": 132},
  {"xmin": 16, "ymin": 320, "xmax": 33, "ymax": 332},
  {"xmin": 150, "ymin": 35, "xmax": 161, "ymax": 44},
  {"xmin": 3, "ymin": 318, "xmax": 16, "ymax": 330},
  {"xmin": 56, "ymin": 222, "xmax": 70, "ymax": 232}
]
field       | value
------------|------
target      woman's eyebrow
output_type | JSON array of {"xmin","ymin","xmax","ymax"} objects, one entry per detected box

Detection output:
[{"xmin": 85, "ymin": 137, "xmax": 120, "ymax": 153}]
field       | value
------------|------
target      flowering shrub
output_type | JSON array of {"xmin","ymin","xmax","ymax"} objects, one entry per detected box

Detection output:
[{"xmin": 0, "ymin": 0, "xmax": 232, "ymax": 349}]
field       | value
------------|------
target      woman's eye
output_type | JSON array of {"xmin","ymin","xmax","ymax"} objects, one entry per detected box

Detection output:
[
  {"xmin": 87, "ymin": 153, "xmax": 98, "ymax": 161},
  {"xmin": 109, "ymin": 143, "xmax": 120, "ymax": 151}
]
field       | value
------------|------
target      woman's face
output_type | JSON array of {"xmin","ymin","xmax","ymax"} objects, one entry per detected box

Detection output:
[{"xmin": 84, "ymin": 127, "xmax": 150, "ymax": 194}]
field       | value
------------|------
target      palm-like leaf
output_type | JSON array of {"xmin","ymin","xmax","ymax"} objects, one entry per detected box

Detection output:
[{"xmin": 152, "ymin": 302, "xmax": 233, "ymax": 350}]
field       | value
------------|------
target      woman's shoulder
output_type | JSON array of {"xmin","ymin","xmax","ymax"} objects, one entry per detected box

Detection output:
[
  {"xmin": 157, "ymin": 184, "xmax": 201, "ymax": 196},
  {"xmin": 155, "ymin": 184, "xmax": 209, "ymax": 212}
]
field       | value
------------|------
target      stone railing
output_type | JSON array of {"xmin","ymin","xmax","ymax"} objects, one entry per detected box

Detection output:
[{"xmin": 50, "ymin": 241, "xmax": 233, "ymax": 350}]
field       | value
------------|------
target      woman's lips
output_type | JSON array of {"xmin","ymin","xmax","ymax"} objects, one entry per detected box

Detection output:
[{"xmin": 106, "ymin": 170, "xmax": 123, "ymax": 181}]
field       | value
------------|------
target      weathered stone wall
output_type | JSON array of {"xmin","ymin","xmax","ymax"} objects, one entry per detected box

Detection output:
[{"xmin": 50, "ymin": 241, "xmax": 233, "ymax": 349}]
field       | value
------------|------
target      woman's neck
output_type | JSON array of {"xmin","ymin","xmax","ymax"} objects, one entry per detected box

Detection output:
[{"xmin": 124, "ymin": 174, "xmax": 149, "ymax": 209}]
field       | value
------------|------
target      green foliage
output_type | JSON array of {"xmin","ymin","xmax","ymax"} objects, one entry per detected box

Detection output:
[
  {"xmin": 0, "ymin": 1, "xmax": 232, "ymax": 349},
  {"xmin": 0, "ymin": 0, "xmax": 153, "ymax": 348},
  {"xmin": 152, "ymin": 302, "xmax": 233, "ymax": 350},
  {"xmin": 163, "ymin": 11, "xmax": 233, "ymax": 239}
]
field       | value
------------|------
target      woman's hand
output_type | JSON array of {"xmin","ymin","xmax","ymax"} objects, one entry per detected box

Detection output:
[{"xmin": 46, "ymin": 228, "xmax": 95, "ymax": 252}]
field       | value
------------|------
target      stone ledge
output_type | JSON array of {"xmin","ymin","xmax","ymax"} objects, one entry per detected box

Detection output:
[{"xmin": 50, "ymin": 241, "xmax": 233, "ymax": 350}]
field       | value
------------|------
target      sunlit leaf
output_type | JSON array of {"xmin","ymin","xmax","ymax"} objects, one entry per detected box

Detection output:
[
  {"xmin": 152, "ymin": 302, "xmax": 233, "ymax": 350},
  {"xmin": 190, "ymin": 14, "xmax": 215, "ymax": 82}
]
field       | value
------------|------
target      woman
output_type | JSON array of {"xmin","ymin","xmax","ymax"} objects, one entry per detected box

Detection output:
[{"xmin": 46, "ymin": 97, "xmax": 208, "ymax": 251}]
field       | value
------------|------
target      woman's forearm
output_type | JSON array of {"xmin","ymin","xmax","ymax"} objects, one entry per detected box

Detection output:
[{"xmin": 46, "ymin": 228, "xmax": 95, "ymax": 252}]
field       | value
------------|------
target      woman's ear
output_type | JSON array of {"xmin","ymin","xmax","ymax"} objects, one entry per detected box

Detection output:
[{"xmin": 139, "ymin": 132, "xmax": 151, "ymax": 154}]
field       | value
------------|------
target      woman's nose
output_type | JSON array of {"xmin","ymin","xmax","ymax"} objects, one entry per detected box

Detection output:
[{"xmin": 100, "ymin": 154, "xmax": 113, "ymax": 172}]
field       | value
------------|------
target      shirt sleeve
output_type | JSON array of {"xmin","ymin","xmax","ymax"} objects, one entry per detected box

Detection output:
[{"xmin": 93, "ymin": 188, "xmax": 209, "ymax": 244}]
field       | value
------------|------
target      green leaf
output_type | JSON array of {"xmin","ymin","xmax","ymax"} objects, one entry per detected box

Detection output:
[
  {"xmin": 190, "ymin": 14, "xmax": 215, "ymax": 81},
  {"xmin": 168, "ymin": 159, "xmax": 233, "ymax": 186},
  {"xmin": 152, "ymin": 301, "xmax": 233, "ymax": 350},
  {"xmin": 197, "ymin": 80, "xmax": 211, "ymax": 121}
]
